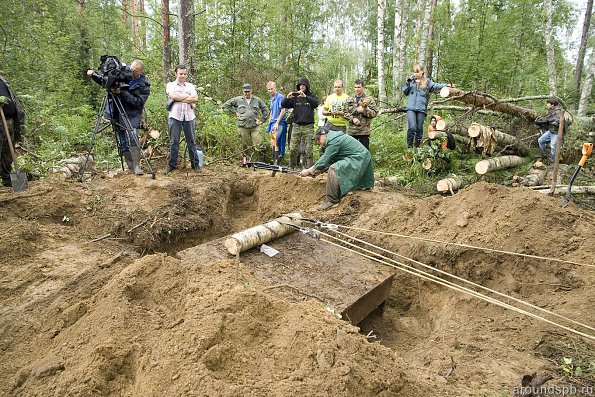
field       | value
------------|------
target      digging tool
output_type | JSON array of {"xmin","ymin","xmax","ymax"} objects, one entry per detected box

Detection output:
[
  {"xmin": 0, "ymin": 105, "xmax": 28, "ymax": 192},
  {"xmin": 242, "ymin": 161, "xmax": 302, "ymax": 176},
  {"xmin": 561, "ymin": 142, "xmax": 593, "ymax": 207}
]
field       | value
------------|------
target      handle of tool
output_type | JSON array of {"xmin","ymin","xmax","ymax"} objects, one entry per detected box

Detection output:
[
  {"xmin": 578, "ymin": 143, "xmax": 593, "ymax": 167},
  {"xmin": 0, "ymin": 105, "xmax": 20, "ymax": 171}
]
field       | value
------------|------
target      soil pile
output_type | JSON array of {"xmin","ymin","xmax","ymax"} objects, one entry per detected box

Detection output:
[{"xmin": 0, "ymin": 168, "xmax": 593, "ymax": 396}]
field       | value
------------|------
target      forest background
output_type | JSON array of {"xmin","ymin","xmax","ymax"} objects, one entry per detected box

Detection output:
[{"xmin": 0, "ymin": 0, "xmax": 593, "ymax": 184}]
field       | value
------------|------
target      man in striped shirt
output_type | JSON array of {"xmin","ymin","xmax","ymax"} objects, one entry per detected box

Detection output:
[{"xmin": 166, "ymin": 64, "xmax": 201, "ymax": 174}]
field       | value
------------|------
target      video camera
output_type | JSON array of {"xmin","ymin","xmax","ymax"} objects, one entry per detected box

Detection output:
[{"xmin": 89, "ymin": 55, "xmax": 133, "ymax": 90}]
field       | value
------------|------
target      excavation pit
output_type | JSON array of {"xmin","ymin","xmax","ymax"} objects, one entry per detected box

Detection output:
[{"xmin": 179, "ymin": 227, "xmax": 395, "ymax": 325}]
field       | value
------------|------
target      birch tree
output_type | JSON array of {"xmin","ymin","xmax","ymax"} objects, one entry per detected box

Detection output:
[
  {"xmin": 377, "ymin": 0, "xmax": 387, "ymax": 104},
  {"xmin": 574, "ymin": 0, "xmax": 593, "ymax": 95},
  {"xmin": 425, "ymin": 0, "xmax": 438, "ymax": 76},
  {"xmin": 392, "ymin": 0, "xmax": 408, "ymax": 100},
  {"xmin": 578, "ymin": 49, "xmax": 595, "ymax": 116},
  {"xmin": 543, "ymin": 0, "xmax": 557, "ymax": 96},
  {"xmin": 417, "ymin": 0, "xmax": 430, "ymax": 65}
]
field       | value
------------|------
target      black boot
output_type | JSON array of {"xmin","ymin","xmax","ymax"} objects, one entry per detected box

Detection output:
[
  {"xmin": 273, "ymin": 150, "xmax": 280, "ymax": 165},
  {"xmin": 259, "ymin": 151, "xmax": 266, "ymax": 163},
  {"xmin": 130, "ymin": 146, "xmax": 144, "ymax": 175}
]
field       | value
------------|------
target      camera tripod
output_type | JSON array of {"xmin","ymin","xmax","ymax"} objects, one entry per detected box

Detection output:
[{"xmin": 78, "ymin": 90, "xmax": 156, "ymax": 181}]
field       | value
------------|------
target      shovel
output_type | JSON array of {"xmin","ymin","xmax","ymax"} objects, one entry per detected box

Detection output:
[
  {"xmin": 561, "ymin": 142, "xmax": 592, "ymax": 207},
  {"xmin": 0, "ymin": 105, "xmax": 28, "ymax": 192}
]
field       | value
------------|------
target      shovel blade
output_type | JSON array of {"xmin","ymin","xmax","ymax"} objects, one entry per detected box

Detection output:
[{"xmin": 10, "ymin": 170, "xmax": 28, "ymax": 192}]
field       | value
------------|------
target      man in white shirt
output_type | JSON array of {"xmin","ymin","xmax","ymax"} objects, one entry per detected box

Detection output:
[{"xmin": 166, "ymin": 64, "xmax": 201, "ymax": 173}]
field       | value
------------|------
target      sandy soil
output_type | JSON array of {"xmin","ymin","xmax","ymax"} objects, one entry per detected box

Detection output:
[{"xmin": 0, "ymin": 164, "xmax": 593, "ymax": 396}]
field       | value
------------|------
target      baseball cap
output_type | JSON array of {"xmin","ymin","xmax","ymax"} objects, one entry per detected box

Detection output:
[
  {"xmin": 242, "ymin": 83, "xmax": 252, "ymax": 91},
  {"xmin": 312, "ymin": 129, "xmax": 327, "ymax": 141}
]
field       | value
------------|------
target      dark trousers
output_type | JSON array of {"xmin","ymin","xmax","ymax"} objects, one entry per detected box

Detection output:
[
  {"xmin": 326, "ymin": 166, "xmax": 340, "ymax": 204},
  {"xmin": 406, "ymin": 110, "xmax": 426, "ymax": 147},
  {"xmin": 352, "ymin": 135, "xmax": 370, "ymax": 150},
  {"xmin": 168, "ymin": 118, "xmax": 199, "ymax": 169},
  {"xmin": 0, "ymin": 118, "xmax": 15, "ymax": 186}
]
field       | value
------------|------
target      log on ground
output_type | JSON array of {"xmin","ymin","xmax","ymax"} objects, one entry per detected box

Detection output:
[
  {"xmin": 534, "ymin": 186, "xmax": 595, "ymax": 195},
  {"xmin": 468, "ymin": 123, "xmax": 529, "ymax": 156},
  {"xmin": 475, "ymin": 155, "xmax": 524, "ymax": 175},
  {"xmin": 436, "ymin": 177, "xmax": 464, "ymax": 193},
  {"xmin": 223, "ymin": 214, "xmax": 301, "ymax": 255}
]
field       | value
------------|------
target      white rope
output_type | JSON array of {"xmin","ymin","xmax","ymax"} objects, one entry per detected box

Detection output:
[
  {"xmin": 314, "ymin": 229, "xmax": 595, "ymax": 341},
  {"xmin": 334, "ymin": 224, "xmax": 594, "ymax": 269},
  {"xmin": 328, "ymin": 227, "xmax": 595, "ymax": 334}
]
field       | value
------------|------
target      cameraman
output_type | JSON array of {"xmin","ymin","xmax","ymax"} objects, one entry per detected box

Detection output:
[{"xmin": 86, "ymin": 59, "xmax": 150, "ymax": 175}]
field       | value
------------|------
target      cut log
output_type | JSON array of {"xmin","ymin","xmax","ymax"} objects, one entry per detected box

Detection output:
[
  {"xmin": 435, "ymin": 119, "xmax": 469, "ymax": 137},
  {"xmin": 428, "ymin": 130, "xmax": 447, "ymax": 140},
  {"xmin": 439, "ymin": 87, "xmax": 539, "ymax": 122},
  {"xmin": 436, "ymin": 177, "xmax": 464, "ymax": 193},
  {"xmin": 59, "ymin": 154, "xmax": 93, "ymax": 178},
  {"xmin": 475, "ymin": 155, "xmax": 524, "ymax": 175},
  {"xmin": 468, "ymin": 123, "xmax": 529, "ymax": 156},
  {"xmin": 429, "ymin": 105, "xmax": 502, "ymax": 117},
  {"xmin": 223, "ymin": 213, "xmax": 302, "ymax": 255},
  {"xmin": 535, "ymin": 186, "xmax": 595, "ymax": 195}
]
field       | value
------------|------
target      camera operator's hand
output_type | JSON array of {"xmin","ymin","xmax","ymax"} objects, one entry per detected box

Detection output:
[
  {"xmin": 86, "ymin": 69, "xmax": 94, "ymax": 77},
  {"xmin": 111, "ymin": 87, "xmax": 121, "ymax": 94}
]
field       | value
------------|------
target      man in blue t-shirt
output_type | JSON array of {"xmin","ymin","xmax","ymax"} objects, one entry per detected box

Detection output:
[{"xmin": 266, "ymin": 81, "xmax": 287, "ymax": 165}]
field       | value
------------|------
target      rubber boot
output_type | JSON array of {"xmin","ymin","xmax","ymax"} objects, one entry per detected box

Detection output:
[
  {"xmin": 123, "ymin": 151, "xmax": 134, "ymax": 172},
  {"xmin": 130, "ymin": 146, "xmax": 144, "ymax": 175},
  {"xmin": 273, "ymin": 150, "xmax": 280, "ymax": 165}
]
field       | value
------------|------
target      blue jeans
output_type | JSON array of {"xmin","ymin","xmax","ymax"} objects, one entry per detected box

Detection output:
[
  {"xmin": 168, "ymin": 118, "xmax": 199, "ymax": 169},
  {"xmin": 538, "ymin": 130, "xmax": 558, "ymax": 162},
  {"xmin": 117, "ymin": 128, "xmax": 139, "ymax": 153},
  {"xmin": 267, "ymin": 121, "xmax": 287, "ymax": 157},
  {"xmin": 406, "ymin": 110, "xmax": 426, "ymax": 147}
]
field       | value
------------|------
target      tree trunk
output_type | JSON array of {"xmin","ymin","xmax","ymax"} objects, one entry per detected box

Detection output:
[
  {"xmin": 535, "ymin": 186, "xmax": 595, "ymax": 195},
  {"xmin": 178, "ymin": 0, "xmax": 196, "ymax": 74},
  {"xmin": 122, "ymin": 0, "xmax": 128, "ymax": 28},
  {"xmin": 439, "ymin": 87, "xmax": 539, "ymax": 122},
  {"xmin": 543, "ymin": 0, "xmax": 557, "ymax": 96},
  {"xmin": 223, "ymin": 214, "xmax": 300, "ymax": 255},
  {"xmin": 574, "ymin": 0, "xmax": 593, "ymax": 97},
  {"xmin": 392, "ymin": 0, "xmax": 407, "ymax": 101},
  {"xmin": 428, "ymin": 130, "xmax": 447, "ymax": 140},
  {"xmin": 468, "ymin": 123, "xmax": 529, "ymax": 156},
  {"xmin": 417, "ymin": 0, "xmax": 430, "ymax": 65},
  {"xmin": 377, "ymin": 0, "xmax": 387, "ymax": 105},
  {"xmin": 578, "ymin": 50, "xmax": 595, "ymax": 117},
  {"xmin": 139, "ymin": 0, "xmax": 146, "ymax": 50},
  {"xmin": 575, "ymin": 115, "xmax": 595, "ymax": 131},
  {"xmin": 475, "ymin": 155, "xmax": 524, "ymax": 175},
  {"xmin": 424, "ymin": 0, "xmax": 438, "ymax": 75},
  {"xmin": 131, "ymin": 0, "xmax": 139, "ymax": 51},
  {"xmin": 436, "ymin": 177, "xmax": 464, "ymax": 193},
  {"xmin": 435, "ymin": 119, "xmax": 469, "ymax": 137},
  {"xmin": 162, "ymin": 0, "xmax": 171, "ymax": 84}
]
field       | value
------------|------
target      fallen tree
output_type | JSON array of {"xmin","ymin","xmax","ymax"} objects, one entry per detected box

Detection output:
[
  {"xmin": 468, "ymin": 123, "xmax": 529, "ymax": 156},
  {"xmin": 535, "ymin": 185, "xmax": 595, "ymax": 195},
  {"xmin": 439, "ymin": 87, "xmax": 539, "ymax": 122},
  {"xmin": 475, "ymin": 155, "xmax": 524, "ymax": 175}
]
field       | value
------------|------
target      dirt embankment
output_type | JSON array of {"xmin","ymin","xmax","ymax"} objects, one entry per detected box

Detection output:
[{"xmin": 0, "ymin": 167, "xmax": 593, "ymax": 396}]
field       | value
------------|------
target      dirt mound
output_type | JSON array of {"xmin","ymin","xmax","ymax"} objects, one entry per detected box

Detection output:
[{"xmin": 0, "ymin": 170, "xmax": 593, "ymax": 396}]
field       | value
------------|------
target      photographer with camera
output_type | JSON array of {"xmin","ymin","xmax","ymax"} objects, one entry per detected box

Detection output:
[
  {"xmin": 86, "ymin": 58, "xmax": 150, "ymax": 175},
  {"xmin": 402, "ymin": 64, "xmax": 450, "ymax": 148},
  {"xmin": 281, "ymin": 77, "xmax": 319, "ymax": 169}
]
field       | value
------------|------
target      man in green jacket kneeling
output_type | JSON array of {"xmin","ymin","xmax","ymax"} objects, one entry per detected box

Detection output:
[{"xmin": 300, "ymin": 129, "xmax": 374, "ymax": 210}]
